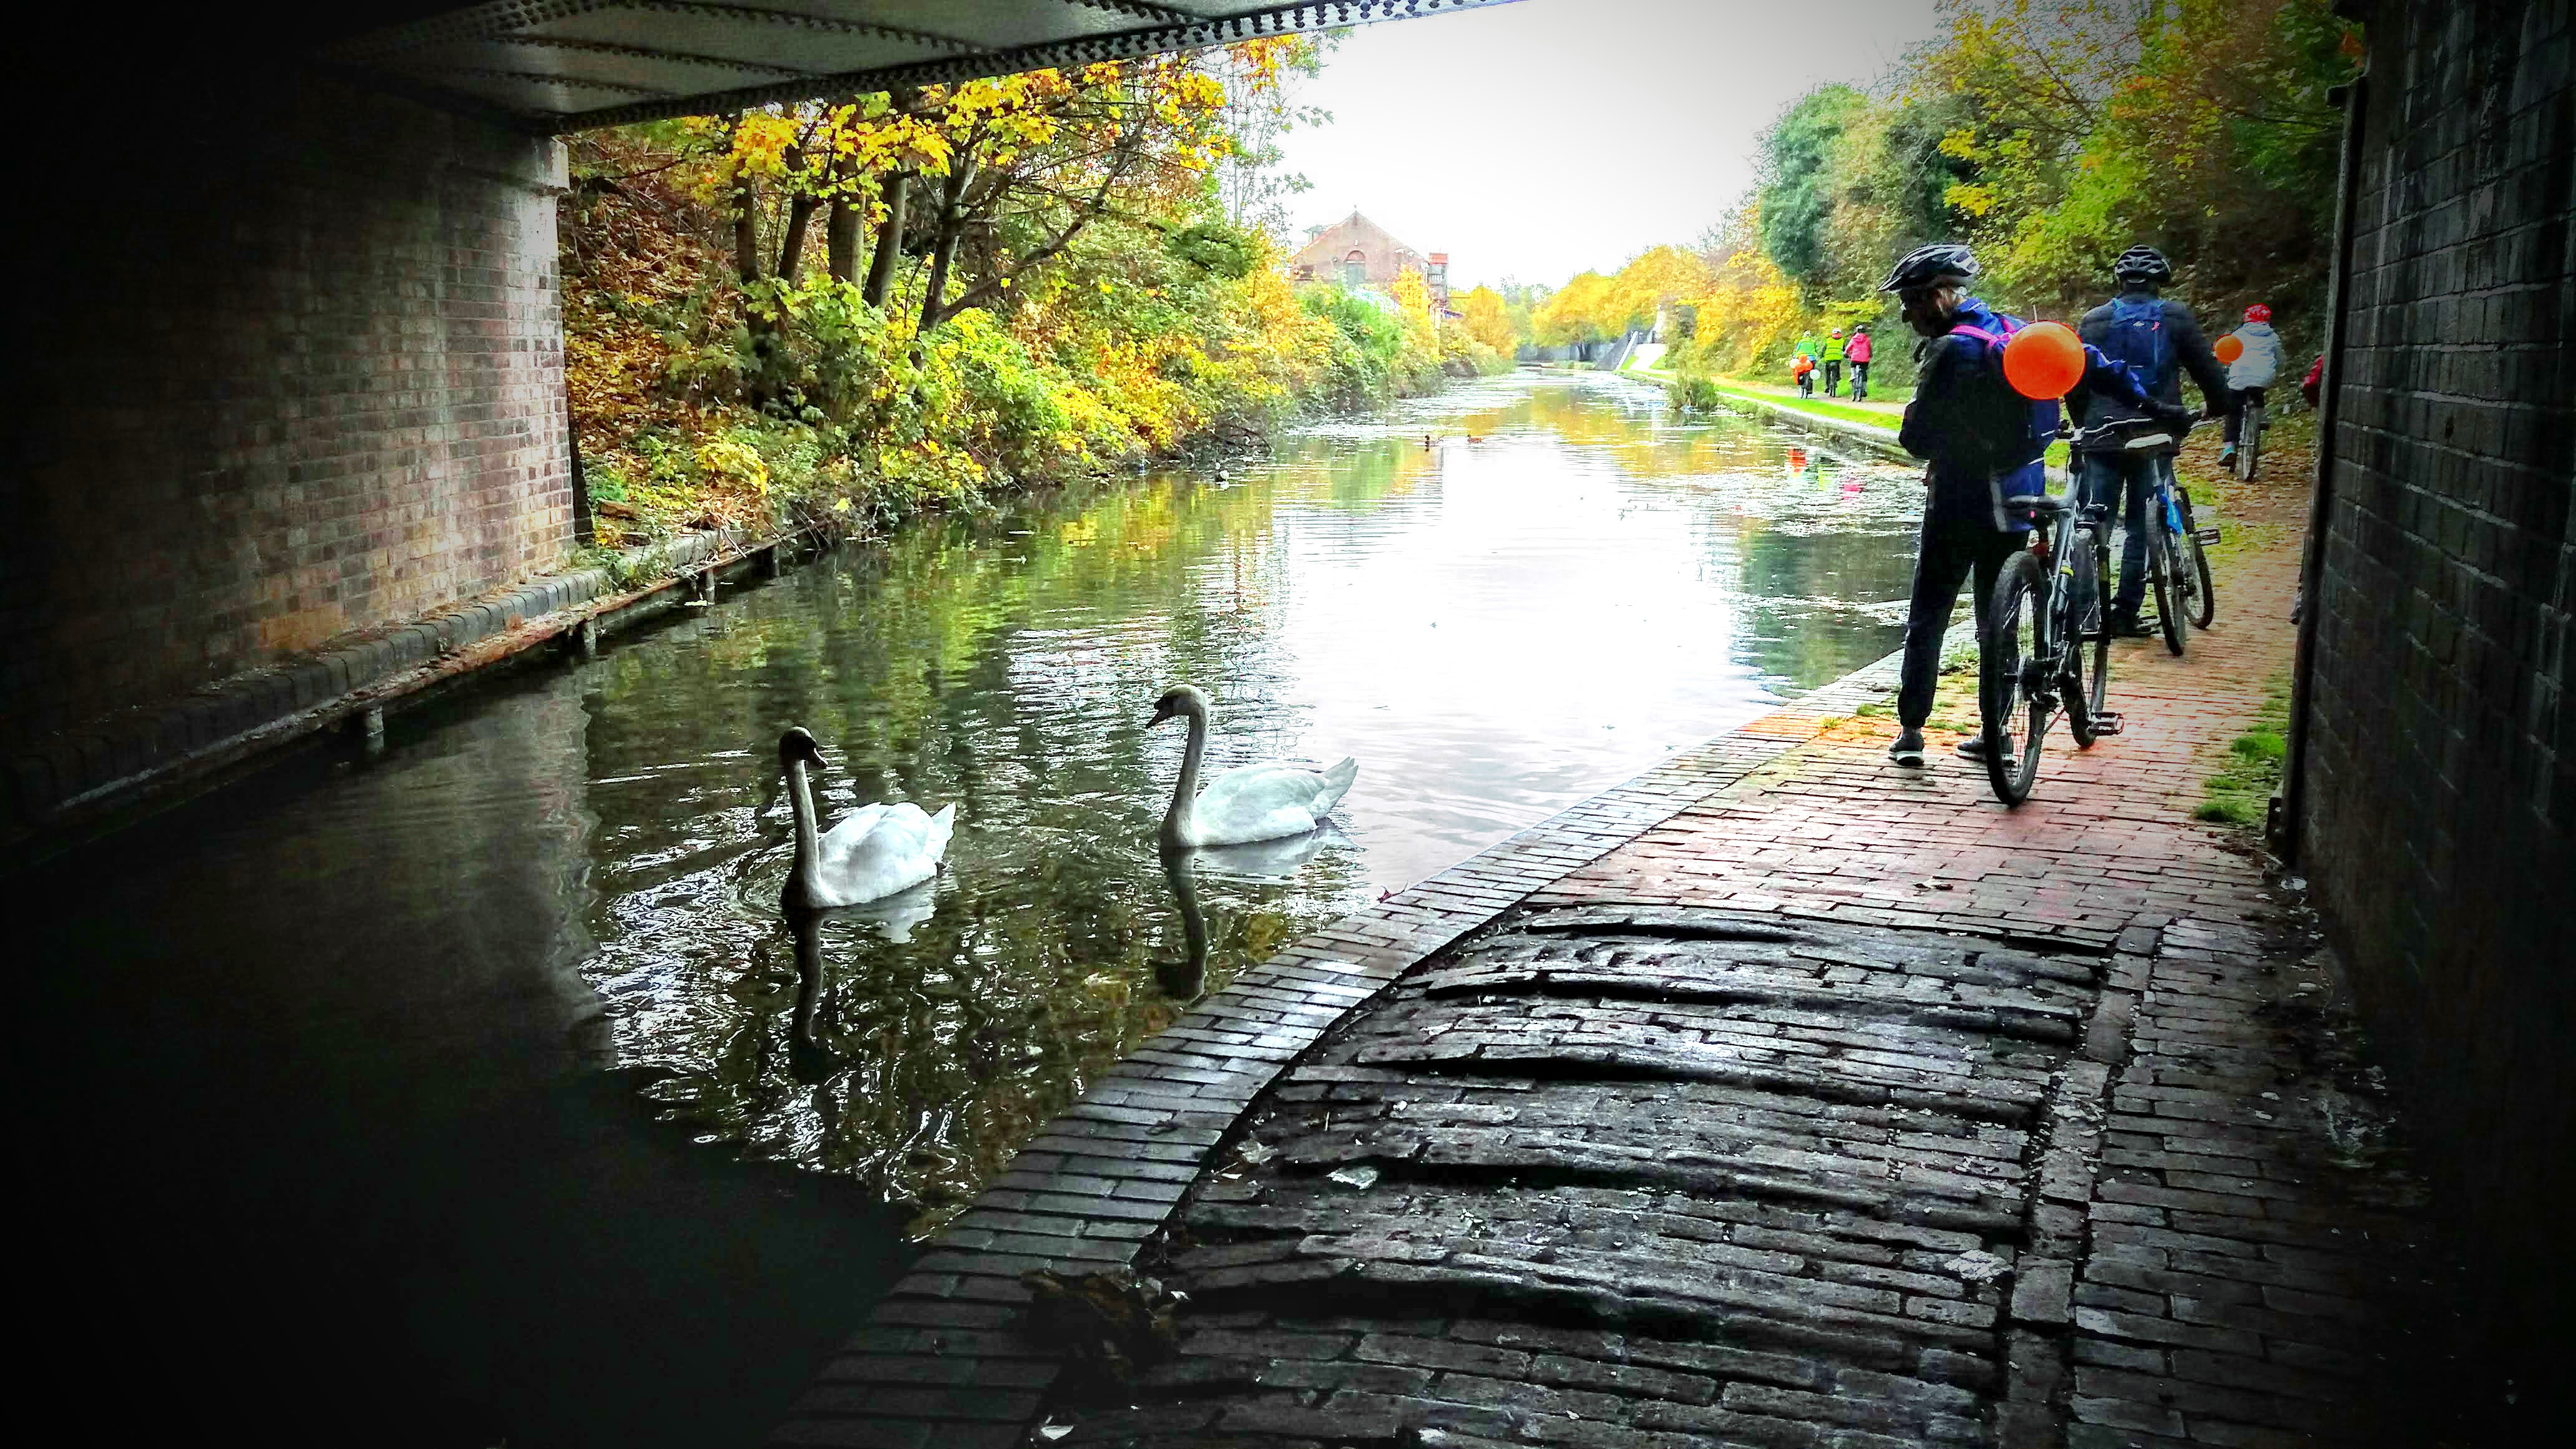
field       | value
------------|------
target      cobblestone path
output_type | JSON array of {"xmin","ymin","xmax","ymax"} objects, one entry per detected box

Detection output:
[{"xmin": 777, "ymin": 482, "xmax": 2481, "ymax": 1448}]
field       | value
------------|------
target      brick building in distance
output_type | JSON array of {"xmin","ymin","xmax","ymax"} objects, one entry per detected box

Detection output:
[{"xmin": 1287, "ymin": 210, "xmax": 1450, "ymax": 311}]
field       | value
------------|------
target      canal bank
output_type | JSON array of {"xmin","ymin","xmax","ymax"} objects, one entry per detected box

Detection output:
[
  {"xmin": 776, "ymin": 474, "xmax": 2508, "ymax": 1448},
  {"xmin": 26, "ymin": 374, "xmax": 1931, "ymax": 1448}
]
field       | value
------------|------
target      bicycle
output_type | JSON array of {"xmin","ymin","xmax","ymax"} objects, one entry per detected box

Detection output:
[
  {"xmin": 1976, "ymin": 479, "xmax": 2121, "ymax": 806},
  {"xmin": 2230, "ymin": 390, "xmax": 2265, "ymax": 481},
  {"xmin": 2081, "ymin": 419, "xmax": 2219, "ymax": 655}
]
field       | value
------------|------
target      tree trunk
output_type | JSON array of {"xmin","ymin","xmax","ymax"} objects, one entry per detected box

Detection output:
[
  {"xmin": 776, "ymin": 192, "xmax": 820, "ymax": 285},
  {"xmin": 731, "ymin": 158, "xmax": 762, "ymax": 286},
  {"xmin": 825, "ymin": 197, "xmax": 861, "ymax": 284},
  {"xmin": 916, "ymin": 164, "xmax": 973, "ymax": 333},
  {"xmin": 862, "ymin": 170, "xmax": 908, "ymax": 308},
  {"xmin": 824, "ymin": 152, "xmax": 863, "ymax": 283}
]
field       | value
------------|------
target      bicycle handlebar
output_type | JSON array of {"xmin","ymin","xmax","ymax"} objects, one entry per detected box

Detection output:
[{"xmin": 2067, "ymin": 414, "xmax": 2197, "ymax": 454}]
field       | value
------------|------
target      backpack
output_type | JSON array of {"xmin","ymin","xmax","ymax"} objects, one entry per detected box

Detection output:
[
  {"xmin": 1939, "ymin": 316, "xmax": 2062, "ymax": 477},
  {"xmin": 2100, "ymin": 296, "xmax": 2173, "ymax": 395}
]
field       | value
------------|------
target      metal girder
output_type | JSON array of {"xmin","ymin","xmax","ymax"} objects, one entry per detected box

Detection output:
[{"xmin": 320, "ymin": 0, "xmax": 1524, "ymax": 133}]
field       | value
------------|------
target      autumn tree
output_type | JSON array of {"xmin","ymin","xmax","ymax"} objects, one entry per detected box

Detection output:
[{"xmin": 1456, "ymin": 285, "xmax": 1518, "ymax": 353}]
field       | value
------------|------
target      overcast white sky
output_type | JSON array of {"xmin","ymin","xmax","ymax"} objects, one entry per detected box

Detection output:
[{"xmin": 1271, "ymin": 0, "xmax": 1948, "ymax": 290}]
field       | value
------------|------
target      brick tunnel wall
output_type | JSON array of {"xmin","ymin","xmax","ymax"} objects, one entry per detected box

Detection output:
[
  {"xmin": 1, "ymin": 73, "xmax": 570, "ymax": 753},
  {"xmin": 2299, "ymin": 0, "xmax": 2570, "ymax": 1349}
]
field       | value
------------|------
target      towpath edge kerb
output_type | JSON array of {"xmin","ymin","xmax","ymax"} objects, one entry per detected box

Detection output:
[
  {"xmin": 4, "ymin": 523, "xmax": 826, "ymax": 861},
  {"xmin": 766, "ymin": 648, "xmax": 1932, "ymax": 1449},
  {"xmin": 1707, "ymin": 387, "xmax": 1913, "ymax": 464},
  {"xmin": 1601, "ymin": 368, "xmax": 1913, "ymax": 466}
]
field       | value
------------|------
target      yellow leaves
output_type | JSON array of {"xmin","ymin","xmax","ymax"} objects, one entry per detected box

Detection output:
[
  {"xmin": 1946, "ymin": 181, "xmax": 1999, "ymax": 217},
  {"xmin": 695, "ymin": 437, "xmax": 770, "ymax": 494},
  {"xmin": 729, "ymin": 112, "xmax": 800, "ymax": 177},
  {"xmin": 1456, "ymin": 286, "xmax": 1518, "ymax": 354},
  {"xmin": 1389, "ymin": 267, "xmax": 1435, "ymax": 337},
  {"xmin": 1939, "ymin": 127, "xmax": 1981, "ymax": 161}
]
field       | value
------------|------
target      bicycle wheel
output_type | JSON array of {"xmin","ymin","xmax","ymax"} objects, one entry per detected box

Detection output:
[
  {"xmin": 2087, "ymin": 535, "xmax": 2115, "ymax": 717},
  {"xmin": 2150, "ymin": 525, "xmax": 2187, "ymax": 657},
  {"xmin": 2243, "ymin": 405, "xmax": 2263, "ymax": 481},
  {"xmin": 1979, "ymin": 551, "xmax": 2051, "ymax": 805},
  {"xmin": 2064, "ymin": 540, "xmax": 2105, "ymax": 747}
]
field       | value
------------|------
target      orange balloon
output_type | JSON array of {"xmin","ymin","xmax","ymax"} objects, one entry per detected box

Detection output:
[
  {"xmin": 2213, "ymin": 333, "xmax": 2245, "ymax": 364},
  {"xmin": 2002, "ymin": 320, "xmax": 2086, "ymax": 399}
]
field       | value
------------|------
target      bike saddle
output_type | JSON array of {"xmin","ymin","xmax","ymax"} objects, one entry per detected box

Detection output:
[{"xmin": 2004, "ymin": 494, "xmax": 2071, "ymax": 517}]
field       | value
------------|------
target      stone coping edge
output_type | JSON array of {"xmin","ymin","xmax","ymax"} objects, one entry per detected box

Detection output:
[
  {"xmin": 4, "ymin": 524, "xmax": 821, "ymax": 854},
  {"xmin": 767, "ymin": 646, "xmax": 1926, "ymax": 1449},
  {"xmin": 1709, "ymin": 384, "xmax": 1915, "ymax": 464}
]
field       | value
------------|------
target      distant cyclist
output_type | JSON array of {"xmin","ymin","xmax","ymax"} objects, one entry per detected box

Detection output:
[
  {"xmin": 1880, "ymin": 243, "xmax": 2183, "ymax": 768},
  {"xmin": 2220, "ymin": 303, "xmax": 2285, "ymax": 469},
  {"xmin": 1823, "ymin": 328, "xmax": 1848, "ymax": 396},
  {"xmin": 1848, "ymin": 324, "xmax": 1874, "ymax": 399},
  {"xmin": 2067, "ymin": 245, "xmax": 2235, "ymax": 636},
  {"xmin": 1793, "ymin": 329, "xmax": 1823, "ymax": 395}
]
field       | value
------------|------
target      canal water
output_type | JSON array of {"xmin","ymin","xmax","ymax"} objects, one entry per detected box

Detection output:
[{"xmin": 24, "ymin": 373, "xmax": 1924, "ymax": 1447}]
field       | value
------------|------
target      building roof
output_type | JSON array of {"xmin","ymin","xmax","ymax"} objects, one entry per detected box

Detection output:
[{"xmin": 1287, "ymin": 211, "xmax": 1427, "ymax": 275}]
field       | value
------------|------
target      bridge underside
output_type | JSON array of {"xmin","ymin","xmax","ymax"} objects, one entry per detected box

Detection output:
[
  {"xmin": 2, "ymin": 1, "xmax": 1511, "ymax": 827},
  {"xmin": 327, "ymin": 1, "xmax": 1515, "ymax": 132}
]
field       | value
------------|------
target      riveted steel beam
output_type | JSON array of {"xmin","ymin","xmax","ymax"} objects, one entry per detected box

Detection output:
[
  {"xmin": 321, "ymin": 0, "xmax": 1524, "ymax": 134},
  {"xmin": 321, "ymin": 1, "xmax": 981, "ymax": 65}
]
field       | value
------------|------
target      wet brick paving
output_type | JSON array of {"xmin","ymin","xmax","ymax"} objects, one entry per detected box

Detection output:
[{"xmin": 774, "ymin": 483, "xmax": 2487, "ymax": 1447}]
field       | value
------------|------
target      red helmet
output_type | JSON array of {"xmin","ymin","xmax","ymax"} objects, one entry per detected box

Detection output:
[{"xmin": 2245, "ymin": 303, "xmax": 2272, "ymax": 323}]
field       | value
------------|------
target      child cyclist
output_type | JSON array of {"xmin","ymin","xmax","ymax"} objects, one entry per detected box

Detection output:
[{"xmin": 2218, "ymin": 303, "xmax": 2285, "ymax": 469}]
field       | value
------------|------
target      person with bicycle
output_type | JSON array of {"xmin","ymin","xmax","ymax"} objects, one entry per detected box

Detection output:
[
  {"xmin": 1880, "ymin": 243, "xmax": 2185, "ymax": 769},
  {"xmin": 2218, "ymin": 303, "xmax": 2285, "ymax": 470},
  {"xmin": 1847, "ymin": 324, "xmax": 1874, "ymax": 399},
  {"xmin": 2068, "ymin": 246, "xmax": 2235, "ymax": 636},
  {"xmin": 1823, "ymin": 328, "xmax": 1848, "ymax": 397}
]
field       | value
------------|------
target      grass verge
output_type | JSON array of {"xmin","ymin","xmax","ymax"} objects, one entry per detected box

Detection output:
[
  {"xmin": 1706, "ymin": 380, "xmax": 1901, "ymax": 434},
  {"xmin": 2197, "ymin": 675, "xmax": 2291, "ymax": 828}
]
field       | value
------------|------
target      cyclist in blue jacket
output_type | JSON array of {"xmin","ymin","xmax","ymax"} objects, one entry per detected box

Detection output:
[
  {"xmin": 1882, "ymin": 243, "xmax": 2188, "ymax": 768},
  {"xmin": 2067, "ymin": 246, "xmax": 2235, "ymax": 635}
]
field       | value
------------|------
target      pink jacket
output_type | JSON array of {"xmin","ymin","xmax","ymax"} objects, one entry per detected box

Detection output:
[{"xmin": 1846, "ymin": 331, "xmax": 1873, "ymax": 364}]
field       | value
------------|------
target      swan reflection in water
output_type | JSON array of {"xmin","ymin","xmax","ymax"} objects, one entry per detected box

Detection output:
[
  {"xmin": 1154, "ymin": 826, "xmax": 1342, "ymax": 1002},
  {"xmin": 781, "ymin": 905, "xmax": 846, "ymax": 1086}
]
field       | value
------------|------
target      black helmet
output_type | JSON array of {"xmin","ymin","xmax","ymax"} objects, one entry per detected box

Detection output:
[
  {"xmin": 1878, "ymin": 243, "xmax": 1978, "ymax": 293},
  {"xmin": 2112, "ymin": 245, "xmax": 2172, "ymax": 283}
]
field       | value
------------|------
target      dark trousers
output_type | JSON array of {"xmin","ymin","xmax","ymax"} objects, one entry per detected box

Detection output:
[
  {"xmin": 2223, "ymin": 385, "xmax": 2268, "ymax": 444},
  {"xmin": 1849, "ymin": 361, "xmax": 1870, "ymax": 398},
  {"xmin": 2077, "ymin": 451, "xmax": 2158, "ymax": 617},
  {"xmin": 1823, "ymin": 359, "xmax": 1843, "ymax": 395},
  {"xmin": 1899, "ymin": 512, "xmax": 2031, "ymax": 730}
]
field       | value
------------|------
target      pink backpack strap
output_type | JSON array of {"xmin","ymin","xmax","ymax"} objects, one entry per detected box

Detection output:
[{"xmin": 1948, "ymin": 324, "xmax": 2004, "ymax": 346}]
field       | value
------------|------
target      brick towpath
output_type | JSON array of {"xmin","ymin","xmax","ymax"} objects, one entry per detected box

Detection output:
[{"xmin": 774, "ymin": 479, "xmax": 2479, "ymax": 1448}]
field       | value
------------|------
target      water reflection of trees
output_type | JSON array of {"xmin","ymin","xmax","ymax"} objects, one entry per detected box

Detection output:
[
  {"xmin": 568, "ymin": 372, "xmax": 1921, "ymax": 1233},
  {"xmin": 576, "ymin": 471, "xmax": 1373, "ymax": 1233}
]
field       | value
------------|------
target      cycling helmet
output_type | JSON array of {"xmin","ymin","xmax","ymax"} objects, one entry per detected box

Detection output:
[
  {"xmin": 1878, "ymin": 243, "xmax": 1978, "ymax": 293},
  {"xmin": 2245, "ymin": 303, "xmax": 2271, "ymax": 322},
  {"xmin": 2112, "ymin": 245, "xmax": 2172, "ymax": 283}
]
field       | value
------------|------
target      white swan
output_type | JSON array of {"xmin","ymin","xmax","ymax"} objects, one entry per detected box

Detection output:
[
  {"xmin": 778, "ymin": 728, "xmax": 955, "ymax": 909},
  {"xmin": 1149, "ymin": 685, "xmax": 1357, "ymax": 848}
]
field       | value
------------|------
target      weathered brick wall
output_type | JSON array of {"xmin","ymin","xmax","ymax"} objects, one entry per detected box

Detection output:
[
  {"xmin": 0, "ymin": 73, "xmax": 569, "ymax": 752},
  {"xmin": 2300, "ymin": 0, "xmax": 2570, "ymax": 1347}
]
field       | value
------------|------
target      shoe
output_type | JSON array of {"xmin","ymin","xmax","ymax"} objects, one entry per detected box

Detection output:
[
  {"xmin": 1956, "ymin": 734, "xmax": 2013, "ymax": 762},
  {"xmin": 2218, "ymin": 446, "xmax": 2238, "ymax": 466},
  {"xmin": 1888, "ymin": 729, "xmax": 1926, "ymax": 767},
  {"xmin": 2109, "ymin": 612, "xmax": 2154, "ymax": 638}
]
